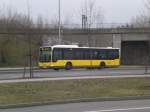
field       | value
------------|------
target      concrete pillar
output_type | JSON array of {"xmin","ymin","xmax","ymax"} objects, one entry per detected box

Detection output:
[{"xmin": 113, "ymin": 34, "xmax": 121, "ymax": 49}]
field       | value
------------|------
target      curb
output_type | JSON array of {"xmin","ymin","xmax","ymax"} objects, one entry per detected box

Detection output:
[{"xmin": 1, "ymin": 96, "xmax": 150, "ymax": 109}]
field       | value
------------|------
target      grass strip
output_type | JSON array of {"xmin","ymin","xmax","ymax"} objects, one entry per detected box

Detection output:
[{"xmin": 0, "ymin": 77, "xmax": 150, "ymax": 105}]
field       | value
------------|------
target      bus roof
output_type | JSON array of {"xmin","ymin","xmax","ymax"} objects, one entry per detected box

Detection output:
[
  {"xmin": 52, "ymin": 45, "xmax": 79, "ymax": 48},
  {"xmin": 40, "ymin": 45, "xmax": 120, "ymax": 49},
  {"xmin": 69, "ymin": 46, "xmax": 120, "ymax": 49},
  {"xmin": 40, "ymin": 45, "xmax": 78, "ymax": 48}
]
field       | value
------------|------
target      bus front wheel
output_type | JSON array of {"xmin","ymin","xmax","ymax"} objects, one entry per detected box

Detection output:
[
  {"xmin": 65, "ymin": 62, "xmax": 72, "ymax": 70},
  {"xmin": 99, "ymin": 62, "xmax": 106, "ymax": 69}
]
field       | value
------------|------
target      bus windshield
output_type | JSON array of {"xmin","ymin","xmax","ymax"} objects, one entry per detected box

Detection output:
[{"xmin": 39, "ymin": 47, "xmax": 51, "ymax": 62}]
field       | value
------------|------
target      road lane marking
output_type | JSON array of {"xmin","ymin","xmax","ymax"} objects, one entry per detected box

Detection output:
[{"xmin": 85, "ymin": 106, "xmax": 150, "ymax": 112}]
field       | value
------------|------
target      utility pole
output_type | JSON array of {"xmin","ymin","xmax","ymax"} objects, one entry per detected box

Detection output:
[
  {"xmin": 145, "ymin": 39, "xmax": 150, "ymax": 74},
  {"xmin": 58, "ymin": 0, "xmax": 61, "ymax": 44}
]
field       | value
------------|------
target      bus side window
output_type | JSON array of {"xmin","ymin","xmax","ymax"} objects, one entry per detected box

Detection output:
[
  {"xmin": 98, "ymin": 50, "xmax": 106, "ymax": 60},
  {"xmin": 76, "ymin": 50, "xmax": 83, "ymax": 60},
  {"xmin": 92, "ymin": 50, "xmax": 98, "ymax": 60},
  {"xmin": 108, "ymin": 49, "xmax": 119, "ymax": 59},
  {"xmin": 108, "ymin": 50, "xmax": 114, "ymax": 59},
  {"xmin": 53, "ymin": 49, "xmax": 63, "ymax": 61},
  {"xmin": 84, "ymin": 50, "xmax": 91, "ymax": 60},
  {"xmin": 64, "ymin": 48, "xmax": 73, "ymax": 60},
  {"xmin": 112, "ymin": 49, "xmax": 119, "ymax": 59}
]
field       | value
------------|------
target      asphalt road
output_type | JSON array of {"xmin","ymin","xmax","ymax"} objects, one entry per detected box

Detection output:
[
  {"xmin": 0, "ymin": 67, "xmax": 149, "ymax": 80},
  {"xmin": 1, "ymin": 75, "xmax": 150, "ymax": 84},
  {"xmin": 1, "ymin": 99, "xmax": 150, "ymax": 112}
]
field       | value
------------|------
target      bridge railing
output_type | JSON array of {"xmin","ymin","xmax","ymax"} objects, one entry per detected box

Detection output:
[{"xmin": 46, "ymin": 23, "xmax": 130, "ymax": 29}]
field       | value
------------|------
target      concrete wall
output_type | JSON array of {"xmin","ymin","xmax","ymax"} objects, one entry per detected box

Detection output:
[{"xmin": 62, "ymin": 34, "xmax": 113, "ymax": 47}]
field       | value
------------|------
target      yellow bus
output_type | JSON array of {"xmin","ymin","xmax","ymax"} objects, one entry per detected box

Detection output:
[{"xmin": 39, "ymin": 45, "xmax": 120, "ymax": 70}]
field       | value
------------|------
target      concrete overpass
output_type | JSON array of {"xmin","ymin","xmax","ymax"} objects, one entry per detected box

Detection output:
[{"xmin": 0, "ymin": 27, "xmax": 150, "ymax": 34}]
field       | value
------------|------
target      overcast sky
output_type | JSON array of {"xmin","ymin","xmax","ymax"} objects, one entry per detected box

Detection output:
[{"xmin": 0, "ymin": 0, "xmax": 146, "ymax": 23}]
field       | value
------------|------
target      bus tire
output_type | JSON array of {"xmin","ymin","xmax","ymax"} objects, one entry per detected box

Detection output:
[
  {"xmin": 65, "ymin": 62, "xmax": 72, "ymax": 70},
  {"xmin": 99, "ymin": 62, "xmax": 106, "ymax": 69},
  {"xmin": 54, "ymin": 68, "xmax": 59, "ymax": 71}
]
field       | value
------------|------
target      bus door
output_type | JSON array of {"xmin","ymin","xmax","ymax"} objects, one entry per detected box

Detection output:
[
  {"xmin": 84, "ymin": 49, "xmax": 92, "ymax": 67},
  {"xmin": 73, "ymin": 49, "xmax": 91, "ymax": 67},
  {"xmin": 91, "ymin": 50, "xmax": 99, "ymax": 67}
]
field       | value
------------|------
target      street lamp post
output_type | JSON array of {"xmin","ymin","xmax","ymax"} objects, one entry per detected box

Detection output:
[
  {"xmin": 58, "ymin": 0, "xmax": 61, "ymax": 44},
  {"xmin": 26, "ymin": 0, "xmax": 33, "ymax": 78}
]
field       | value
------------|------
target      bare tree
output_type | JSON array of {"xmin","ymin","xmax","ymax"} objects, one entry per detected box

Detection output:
[
  {"xmin": 131, "ymin": 0, "xmax": 150, "ymax": 27},
  {"xmin": 0, "ymin": 4, "xmax": 45, "ymax": 69},
  {"xmin": 81, "ymin": 0, "xmax": 104, "ymax": 47},
  {"xmin": 81, "ymin": 0, "xmax": 104, "ymax": 28}
]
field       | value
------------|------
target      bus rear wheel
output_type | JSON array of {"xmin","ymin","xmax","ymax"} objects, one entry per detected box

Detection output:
[
  {"xmin": 54, "ymin": 68, "xmax": 59, "ymax": 71},
  {"xmin": 99, "ymin": 62, "xmax": 106, "ymax": 69},
  {"xmin": 65, "ymin": 62, "xmax": 72, "ymax": 70}
]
